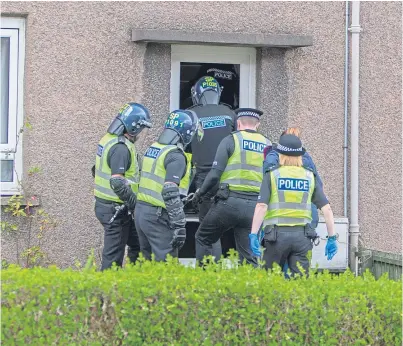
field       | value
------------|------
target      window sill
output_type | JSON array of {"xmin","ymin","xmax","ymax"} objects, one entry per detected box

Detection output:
[{"xmin": 0, "ymin": 195, "xmax": 40, "ymax": 207}]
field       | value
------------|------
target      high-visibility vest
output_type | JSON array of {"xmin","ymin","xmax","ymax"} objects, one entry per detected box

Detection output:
[
  {"xmin": 94, "ymin": 133, "xmax": 139, "ymax": 203},
  {"xmin": 263, "ymin": 166, "xmax": 315, "ymax": 227},
  {"xmin": 137, "ymin": 142, "xmax": 192, "ymax": 208},
  {"xmin": 220, "ymin": 131, "xmax": 271, "ymax": 193}
]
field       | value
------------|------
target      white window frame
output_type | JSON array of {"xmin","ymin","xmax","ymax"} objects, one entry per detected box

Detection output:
[
  {"xmin": 1, "ymin": 17, "xmax": 25, "ymax": 195},
  {"xmin": 170, "ymin": 44, "xmax": 256, "ymax": 111}
]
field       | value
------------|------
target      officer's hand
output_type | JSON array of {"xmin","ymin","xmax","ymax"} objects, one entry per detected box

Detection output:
[
  {"xmin": 325, "ymin": 235, "xmax": 338, "ymax": 260},
  {"xmin": 125, "ymin": 194, "xmax": 137, "ymax": 211},
  {"xmin": 170, "ymin": 228, "xmax": 186, "ymax": 250},
  {"xmin": 249, "ymin": 233, "xmax": 261, "ymax": 257},
  {"xmin": 191, "ymin": 189, "xmax": 202, "ymax": 210}
]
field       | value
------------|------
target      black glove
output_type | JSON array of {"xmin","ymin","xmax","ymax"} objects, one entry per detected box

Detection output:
[
  {"xmin": 162, "ymin": 182, "xmax": 186, "ymax": 230},
  {"xmin": 170, "ymin": 227, "xmax": 186, "ymax": 250},
  {"xmin": 91, "ymin": 165, "xmax": 96, "ymax": 178},
  {"xmin": 110, "ymin": 176, "xmax": 137, "ymax": 210}
]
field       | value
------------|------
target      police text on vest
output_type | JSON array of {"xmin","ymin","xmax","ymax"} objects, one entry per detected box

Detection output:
[
  {"xmin": 202, "ymin": 118, "xmax": 226, "ymax": 130},
  {"xmin": 242, "ymin": 140, "xmax": 265, "ymax": 153},
  {"xmin": 277, "ymin": 178, "xmax": 309, "ymax": 192},
  {"xmin": 145, "ymin": 147, "xmax": 161, "ymax": 159}
]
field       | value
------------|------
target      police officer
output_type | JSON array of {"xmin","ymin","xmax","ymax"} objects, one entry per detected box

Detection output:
[
  {"xmin": 188, "ymin": 76, "xmax": 237, "ymax": 258},
  {"xmin": 181, "ymin": 64, "xmax": 239, "ymax": 109},
  {"xmin": 194, "ymin": 108, "xmax": 271, "ymax": 266},
  {"xmin": 94, "ymin": 103, "xmax": 152, "ymax": 270},
  {"xmin": 249, "ymin": 134, "xmax": 338, "ymax": 276},
  {"xmin": 263, "ymin": 127, "xmax": 323, "ymax": 276},
  {"xmin": 135, "ymin": 110, "xmax": 202, "ymax": 261},
  {"xmin": 264, "ymin": 127, "xmax": 323, "ymax": 230}
]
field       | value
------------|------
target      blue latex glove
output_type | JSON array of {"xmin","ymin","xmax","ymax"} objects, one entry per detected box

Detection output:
[
  {"xmin": 325, "ymin": 236, "xmax": 338, "ymax": 260},
  {"xmin": 249, "ymin": 234, "xmax": 261, "ymax": 257}
]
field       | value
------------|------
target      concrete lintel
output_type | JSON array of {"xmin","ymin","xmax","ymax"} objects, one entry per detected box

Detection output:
[{"xmin": 132, "ymin": 29, "xmax": 313, "ymax": 48}]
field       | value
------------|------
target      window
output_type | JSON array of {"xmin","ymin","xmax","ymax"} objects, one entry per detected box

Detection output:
[
  {"xmin": 1, "ymin": 17, "xmax": 25, "ymax": 194},
  {"xmin": 170, "ymin": 45, "xmax": 256, "ymax": 111}
]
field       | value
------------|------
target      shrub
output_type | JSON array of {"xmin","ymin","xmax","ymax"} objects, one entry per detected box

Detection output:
[{"xmin": 2, "ymin": 255, "xmax": 402, "ymax": 345}]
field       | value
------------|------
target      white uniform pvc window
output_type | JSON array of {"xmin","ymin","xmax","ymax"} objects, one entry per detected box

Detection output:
[
  {"xmin": 170, "ymin": 45, "xmax": 256, "ymax": 111},
  {"xmin": 1, "ymin": 18, "xmax": 25, "ymax": 194}
]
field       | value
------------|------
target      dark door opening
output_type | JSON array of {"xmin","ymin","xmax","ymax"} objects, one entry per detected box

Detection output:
[
  {"xmin": 179, "ymin": 62, "xmax": 240, "ymax": 110},
  {"xmin": 179, "ymin": 62, "xmax": 241, "ymax": 260}
]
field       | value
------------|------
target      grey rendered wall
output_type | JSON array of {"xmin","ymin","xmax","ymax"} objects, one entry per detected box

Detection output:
[
  {"xmin": 358, "ymin": 2, "xmax": 402, "ymax": 253},
  {"xmin": 1, "ymin": 1, "xmax": 401, "ymax": 267}
]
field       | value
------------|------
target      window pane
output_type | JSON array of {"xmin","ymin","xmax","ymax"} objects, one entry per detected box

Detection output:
[
  {"xmin": 1, "ymin": 37, "xmax": 10, "ymax": 144},
  {"xmin": 1, "ymin": 160, "xmax": 13, "ymax": 182}
]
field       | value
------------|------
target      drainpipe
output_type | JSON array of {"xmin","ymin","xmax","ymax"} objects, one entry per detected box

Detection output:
[
  {"xmin": 348, "ymin": 0, "xmax": 362, "ymax": 275},
  {"xmin": 343, "ymin": 1, "xmax": 349, "ymax": 217}
]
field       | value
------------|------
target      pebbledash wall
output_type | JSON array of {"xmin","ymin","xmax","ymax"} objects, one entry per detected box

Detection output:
[{"xmin": 1, "ymin": 2, "xmax": 401, "ymax": 267}]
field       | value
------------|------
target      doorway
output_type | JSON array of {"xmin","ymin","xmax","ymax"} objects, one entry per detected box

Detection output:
[{"xmin": 170, "ymin": 45, "xmax": 257, "ymax": 261}]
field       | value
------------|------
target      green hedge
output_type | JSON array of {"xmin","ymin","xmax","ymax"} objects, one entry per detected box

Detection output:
[{"xmin": 2, "ymin": 255, "xmax": 402, "ymax": 345}]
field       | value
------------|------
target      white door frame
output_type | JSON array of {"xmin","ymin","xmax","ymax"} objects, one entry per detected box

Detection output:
[{"xmin": 170, "ymin": 44, "xmax": 256, "ymax": 111}]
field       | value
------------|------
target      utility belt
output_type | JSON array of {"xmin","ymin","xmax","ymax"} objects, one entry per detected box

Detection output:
[
  {"xmin": 215, "ymin": 183, "xmax": 258, "ymax": 202},
  {"xmin": 262, "ymin": 224, "xmax": 320, "ymax": 246}
]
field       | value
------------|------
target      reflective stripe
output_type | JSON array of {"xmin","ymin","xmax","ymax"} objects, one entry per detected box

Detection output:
[
  {"xmin": 94, "ymin": 185, "xmax": 117, "ymax": 198},
  {"xmin": 235, "ymin": 132, "xmax": 247, "ymax": 165},
  {"xmin": 301, "ymin": 170, "xmax": 313, "ymax": 204},
  {"xmin": 138, "ymin": 187, "xmax": 163, "ymax": 202},
  {"xmin": 151, "ymin": 146, "xmax": 174, "ymax": 172},
  {"xmin": 141, "ymin": 171, "xmax": 165, "ymax": 185},
  {"xmin": 268, "ymin": 202, "xmax": 311, "ymax": 210},
  {"xmin": 263, "ymin": 217, "xmax": 311, "ymax": 226},
  {"xmin": 221, "ymin": 178, "xmax": 262, "ymax": 187},
  {"xmin": 139, "ymin": 183, "xmax": 187, "ymax": 199},
  {"xmin": 179, "ymin": 187, "xmax": 187, "ymax": 196},
  {"xmin": 273, "ymin": 170, "xmax": 285, "ymax": 201},
  {"xmin": 225, "ymin": 163, "xmax": 262, "ymax": 173},
  {"xmin": 98, "ymin": 138, "xmax": 119, "ymax": 173},
  {"xmin": 95, "ymin": 169, "xmax": 111, "ymax": 180}
]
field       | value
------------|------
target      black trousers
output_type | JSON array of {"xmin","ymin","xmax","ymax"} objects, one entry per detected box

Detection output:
[
  {"xmin": 194, "ymin": 172, "xmax": 222, "ymax": 260},
  {"xmin": 263, "ymin": 226, "xmax": 313, "ymax": 275},
  {"xmin": 134, "ymin": 202, "xmax": 178, "ymax": 262},
  {"xmin": 95, "ymin": 200, "xmax": 140, "ymax": 271},
  {"xmin": 195, "ymin": 196, "xmax": 258, "ymax": 266}
]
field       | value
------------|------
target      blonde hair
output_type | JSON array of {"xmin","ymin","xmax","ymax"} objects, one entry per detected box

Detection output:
[
  {"xmin": 279, "ymin": 153, "xmax": 303, "ymax": 167},
  {"xmin": 282, "ymin": 127, "xmax": 301, "ymax": 137}
]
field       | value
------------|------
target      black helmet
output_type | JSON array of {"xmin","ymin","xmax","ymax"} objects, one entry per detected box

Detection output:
[
  {"xmin": 191, "ymin": 76, "xmax": 222, "ymax": 106},
  {"xmin": 107, "ymin": 103, "xmax": 152, "ymax": 137},
  {"xmin": 158, "ymin": 110, "xmax": 203, "ymax": 148}
]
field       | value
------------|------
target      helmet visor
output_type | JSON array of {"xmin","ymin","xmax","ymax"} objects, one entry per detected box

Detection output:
[{"xmin": 107, "ymin": 118, "xmax": 125, "ymax": 136}]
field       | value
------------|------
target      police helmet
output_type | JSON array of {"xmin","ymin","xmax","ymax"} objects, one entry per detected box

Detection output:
[
  {"xmin": 107, "ymin": 103, "xmax": 152, "ymax": 137},
  {"xmin": 158, "ymin": 110, "xmax": 203, "ymax": 148},
  {"xmin": 191, "ymin": 76, "xmax": 222, "ymax": 106}
]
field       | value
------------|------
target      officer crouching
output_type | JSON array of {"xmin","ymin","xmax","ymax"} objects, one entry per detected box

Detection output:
[
  {"xmin": 249, "ymin": 134, "xmax": 338, "ymax": 276},
  {"xmin": 134, "ymin": 110, "xmax": 202, "ymax": 261},
  {"xmin": 94, "ymin": 103, "xmax": 152, "ymax": 270},
  {"xmin": 194, "ymin": 108, "xmax": 271, "ymax": 266}
]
